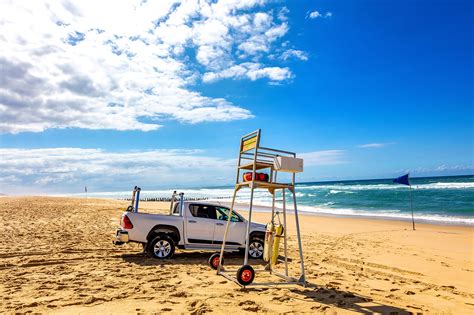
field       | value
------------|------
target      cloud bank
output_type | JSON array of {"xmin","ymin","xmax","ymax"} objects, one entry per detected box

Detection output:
[
  {"xmin": 0, "ymin": 147, "xmax": 346, "ymax": 194},
  {"xmin": 0, "ymin": 0, "xmax": 305, "ymax": 133},
  {"xmin": 0, "ymin": 148, "xmax": 235, "ymax": 194}
]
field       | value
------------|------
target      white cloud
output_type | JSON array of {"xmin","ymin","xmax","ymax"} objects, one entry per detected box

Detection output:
[
  {"xmin": 202, "ymin": 63, "xmax": 292, "ymax": 83},
  {"xmin": 298, "ymin": 150, "xmax": 347, "ymax": 166},
  {"xmin": 238, "ymin": 37, "xmax": 271, "ymax": 55},
  {"xmin": 247, "ymin": 66, "xmax": 293, "ymax": 81},
  {"xmin": 281, "ymin": 49, "xmax": 309, "ymax": 61},
  {"xmin": 434, "ymin": 165, "xmax": 473, "ymax": 172},
  {"xmin": 357, "ymin": 143, "xmax": 395, "ymax": 148},
  {"xmin": 265, "ymin": 23, "xmax": 289, "ymax": 41},
  {"xmin": 0, "ymin": 0, "xmax": 305, "ymax": 134},
  {"xmin": 236, "ymin": 17, "xmax": 289, "ymax": 57},
  {"xmin": 196, "ymin": 45, "xmax": 231, "ymax": 69},
  {"xmin": 192, "ymin": 19, "xmax": 230, "ymax": 46},
  {"xmin": 308, "ymin": 10, "xmax": 332, "ymax": 19},
  {"xmin": 254, "ymin": 12, "xmax": 273, "ymax": 31},
  {"xmin": 408, "ymin": 165, "xmax": 474, "ymax": 174},
  {"xmin": 277, "ymin": 7, "xmax": 290, "ymax": 21},
  {"xmin": 309, "ymin": 11, "xmax": 321, "ymax": 19},
  {"xmin": 395, "ymin": 165, "xmax": 474, "ymax": 178}
]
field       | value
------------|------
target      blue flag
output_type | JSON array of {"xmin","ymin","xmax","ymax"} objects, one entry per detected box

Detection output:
[{"xmin": 393, "ymin": 173, "xmax": 410, "ymax": 186}]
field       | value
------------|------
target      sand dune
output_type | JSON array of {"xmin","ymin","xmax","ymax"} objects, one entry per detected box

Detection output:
[{"xmin": 0, "ymin": 197, "xmax": 472, "ymax": 314}]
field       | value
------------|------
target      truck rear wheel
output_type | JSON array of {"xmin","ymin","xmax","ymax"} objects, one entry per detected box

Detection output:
[
  {"xmin": 208, "ymin": 253, "xmax": 224, "ymax": 270},
  {"xmin": 147, "ymin": 234, "xmax": 175, "ymax": 259}
]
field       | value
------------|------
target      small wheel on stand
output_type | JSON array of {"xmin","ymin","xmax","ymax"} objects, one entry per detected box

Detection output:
[
  {"xmin": 236, "ymin": 265, "xmax": 255, "ymax": 286},
  {"xmin": 209, "ymin": 253, "xmax": 224, "ymax": 270}
]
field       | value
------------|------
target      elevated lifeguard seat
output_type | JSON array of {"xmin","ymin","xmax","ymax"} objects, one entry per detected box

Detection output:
[{"xmin": 212, "ymin": 129, "xmax": 306, "ymax": 287}]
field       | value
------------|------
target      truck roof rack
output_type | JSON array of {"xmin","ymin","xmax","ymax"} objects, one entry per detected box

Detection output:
[{"xmin": 169, "ymin": 191, "xmax": 185, "ymax": 216}]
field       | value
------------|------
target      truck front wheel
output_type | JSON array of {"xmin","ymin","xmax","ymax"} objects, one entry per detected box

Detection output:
[
  {"xmin": 248, "ymin": 238, "xmax": 264, "ymax": 259},
  {"xmin": 147, "ymin": 234, "xmax": 175, "ymax": 259}
]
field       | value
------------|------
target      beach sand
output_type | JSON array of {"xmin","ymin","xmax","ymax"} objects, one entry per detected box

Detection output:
[{"xmin": 0, "ymin": 196, "xmax": 472, "ymax": 314}]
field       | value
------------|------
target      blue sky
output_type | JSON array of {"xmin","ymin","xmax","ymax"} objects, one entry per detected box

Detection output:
[{"xmin": 0, "ymin": 0, "xmax": 472, "ymax": 194}]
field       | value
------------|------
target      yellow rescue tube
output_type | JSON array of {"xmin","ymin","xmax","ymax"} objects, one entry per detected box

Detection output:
[
  {"xmin": 271, "ymin": 224, "xmax": 284, "ymax": 265},
  {"xmin": 263, "ymin": 222, "xmax": 274, "ymax": 262}
]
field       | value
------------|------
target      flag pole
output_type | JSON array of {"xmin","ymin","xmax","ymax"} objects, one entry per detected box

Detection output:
[{"xmin": 409, "ymin": 184, "xmax": 415, "ymax": 230}]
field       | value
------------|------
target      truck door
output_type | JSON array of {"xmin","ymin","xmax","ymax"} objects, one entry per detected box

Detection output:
[
  {"xmin": 184, "ymin": 204, "xmax": 216, "ymax": 244},
  {"xmin": 213, "ymin": 206, "xmax": 246, "ymax": 246}
]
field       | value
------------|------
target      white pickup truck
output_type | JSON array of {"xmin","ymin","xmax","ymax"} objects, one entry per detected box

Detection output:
[{"xmin": 114, "ymin": 194, "xmax": 266, "ymax": 260}]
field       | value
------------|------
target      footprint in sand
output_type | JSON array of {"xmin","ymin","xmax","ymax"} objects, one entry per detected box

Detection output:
[
  {"xmin": 272, "ymin": 295, "xmax": 291, "ymax": 302},
  {"xmin": 238, "ymin": 300, "xmax": 264, "ymax": 312},
  {"xmin": 170, "ymin": 291, "xmax": 188, "ymax": 298},
  {"xmin": 188, "ymin": 300, "xmax": 211, "ymax": 314},
  {"xmin": 310, "ymin": 304, "xmax": 324, "ymax": 310}
]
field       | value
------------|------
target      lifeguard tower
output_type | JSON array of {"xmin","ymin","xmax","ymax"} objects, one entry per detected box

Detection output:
[{"xmin": 210, "ymin": 129, "xmax": 306, "ymax": 287}]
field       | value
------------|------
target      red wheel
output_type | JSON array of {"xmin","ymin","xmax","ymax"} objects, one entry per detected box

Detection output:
[
  {"xmin": 208, "ymin": 253, "xmax": 223, "ymax": 270},
  {"xmin": 236, "ymin": 265, "xmax": 255, "ymax": 286}
]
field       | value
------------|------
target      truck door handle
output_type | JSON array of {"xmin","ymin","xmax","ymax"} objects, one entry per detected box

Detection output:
[
  {"xmin": 188, "ymin": 220, "xmax": 197, "ymax": 223},
  {"xmin": 216, "ymin": 222, "xmax": 224, "ymax": 226}
]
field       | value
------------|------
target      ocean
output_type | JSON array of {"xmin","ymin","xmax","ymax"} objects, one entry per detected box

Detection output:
[{"xmin": 79, "ymin": 175, "xmax": 474, "ymax": 226}]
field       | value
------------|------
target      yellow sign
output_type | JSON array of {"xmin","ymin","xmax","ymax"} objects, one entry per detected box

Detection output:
[{"xmin": 241, "ymin": 136, "xmax": 257, "ymax": 152}]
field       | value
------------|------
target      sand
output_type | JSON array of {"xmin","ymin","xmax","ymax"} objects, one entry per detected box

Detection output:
[{"xmin": 0, "ymin": 196, "xmax": 473, "ymax": 314}]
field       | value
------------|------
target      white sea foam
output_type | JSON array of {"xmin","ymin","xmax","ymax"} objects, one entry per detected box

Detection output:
[
  {"xmin": 327, "ymin": 189, "xmax": 354, "ymax": 195},
  {"xmin": 296, "ymin": 206, "xmax": 474, "ymax": 225},
  {"xmin": 419, "ymin": 182, "xmax": 474, "ymax": 189},
  {"xmin": 227, "ymin": 201, "xmax": 474, "ymax": 226},
  {"xmin": 298, "ymin": 182, "xmax": 474, "ymax": 191}
]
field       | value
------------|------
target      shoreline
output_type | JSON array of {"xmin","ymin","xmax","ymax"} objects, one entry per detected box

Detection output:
[
  {"xmin": 7, "ymin": 173, "xmax": 472, "ymax": 227},
  {"xmin": 2, "ymin": 194, "xmax": 473, "ymax": 227}
]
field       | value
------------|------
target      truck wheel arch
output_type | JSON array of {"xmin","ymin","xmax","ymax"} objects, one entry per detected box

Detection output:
[
  {"xmin": 147, "ymin": 225, "xmax": 181, "ymax": 245},
  {"xmin": 249, "ymin": 231, "xmax": 264, "ymax": 241}
]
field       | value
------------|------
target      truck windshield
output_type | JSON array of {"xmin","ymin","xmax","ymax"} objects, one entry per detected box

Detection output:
[{"xmin": 215, "ymin": 207, "xmax": 243, "ymax": 222}]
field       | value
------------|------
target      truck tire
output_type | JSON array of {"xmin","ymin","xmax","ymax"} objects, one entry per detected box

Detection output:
[
  {"xmin": 248, "ymin": 237, "xmax": 264, "ymax": 259},
  {"xmin": 147, "ymin": 234, "xmax": 175, "ymax": 259}
]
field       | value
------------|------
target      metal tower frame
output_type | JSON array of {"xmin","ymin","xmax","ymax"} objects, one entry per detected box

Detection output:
[{"xmin": 215, "ymin": 129, "xmax": 306, "ymax": 287}]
